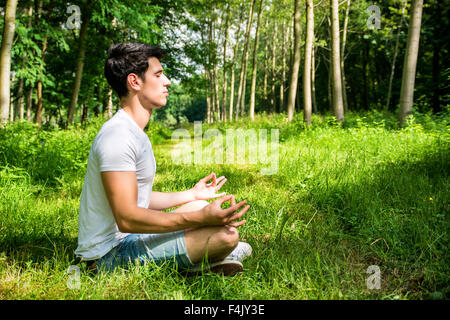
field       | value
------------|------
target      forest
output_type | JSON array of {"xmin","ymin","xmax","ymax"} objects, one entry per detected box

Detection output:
[
  {"xmin": 0, "ymin": 0, "xmax": 448, "ymax": 300},
  {"xmin": 1, "ymin": 0, "xmax": 448, "ymax": 126}
]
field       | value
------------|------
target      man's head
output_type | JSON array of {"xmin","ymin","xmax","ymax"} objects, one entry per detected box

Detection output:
[{"xmin": 104, "ymin": 42, "xmax": 171, "ymax": 109}]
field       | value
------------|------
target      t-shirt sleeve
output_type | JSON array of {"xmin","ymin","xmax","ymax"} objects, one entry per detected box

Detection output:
[{"xmin": 94, "ymin": 128, "xmax": 138, "ymax": 172}]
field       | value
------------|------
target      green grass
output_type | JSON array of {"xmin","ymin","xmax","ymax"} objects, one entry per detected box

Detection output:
[{"xmin": 0, "ymin": 110, "xmax": 448, "ymax": 299}]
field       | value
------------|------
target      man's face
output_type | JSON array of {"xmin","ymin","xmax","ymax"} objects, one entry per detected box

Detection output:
[{"xmin": 136, "ymin": 57, "xmax": 171, "ymax": 110}]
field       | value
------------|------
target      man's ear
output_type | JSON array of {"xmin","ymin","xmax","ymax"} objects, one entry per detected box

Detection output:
[{"xmin": 126, "ymin": 73, "xmax": 143, "ymax": 93}]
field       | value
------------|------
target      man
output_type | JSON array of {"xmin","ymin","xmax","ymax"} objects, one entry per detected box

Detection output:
[{"xmin": 75, "ymin": 42, "xmax": 252, "ymax": 276}]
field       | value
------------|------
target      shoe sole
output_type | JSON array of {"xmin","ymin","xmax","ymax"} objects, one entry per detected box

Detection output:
[{"xmin": 184, "ymin": 260, "xmax": 243, "ymax": 277}]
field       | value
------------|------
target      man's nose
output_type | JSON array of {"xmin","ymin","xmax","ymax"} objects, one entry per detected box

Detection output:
[{"xmin": 163, "ymin": 74, "xmax": 171, "ymax": 86}]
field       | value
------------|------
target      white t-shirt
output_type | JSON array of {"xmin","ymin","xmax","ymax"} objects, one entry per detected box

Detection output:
[{"xmin": 75, "ymin": 109, "xmax": 156, "ymax": 260}]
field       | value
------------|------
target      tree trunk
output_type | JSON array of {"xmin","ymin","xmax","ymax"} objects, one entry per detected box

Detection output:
[
  {"xmin": 341, "ymin": 0, "xmax": 350, "ymax": 114},
  {"xmin": 263, "ymin": 27, "xmax": 269, "ymax": 110},
  {"xmin": 270, "ymin": 21, "xmax": 277, "ymax": 113},
  {"xmin": 67, "ymin": 10, "xmax": 90, "ymax": 126},
  {"xmin": 303, "ymin": 0, "xmax": 314, "ymax": 126},
  {"xmin": 9, "ymin": 71, "xmax": 15, "ymax": 122},
  {"xmin": 398, "ymin": 0, "xmax": 423, "ymax": 126},
  {"xmin": 286, "ymin": 0, "xmax": 301, "ymax": 121},
  {"xmin": 330, "ymin": 0, "xmax": 344, "ymax": 123},
  {"xmin": 279, "ymin": 19, "xmax": 287, "ymax": 113},
  {"xmin": 35, "ymin": 34, "xmax": 48, "ymax": 125},
  {"xmin": 235, "ymin": 0, "xmax": 255, "ymax": 120},
  {"xmin": 228, "ymin": 8, "xmax": 244, "ymax": 122},
  {"xmin": 14, "ymin": 76, "xmax": 23, "ymax": 121},
  {"xmin": 311, "ymin": 44, "xmax": 318, "ymax": 114},
  {"xmin": 106, "ymin": 87, "xmax": 113, "ymax": 118},
  {"xmin": 26, "ymin": 87, "xmax": 33, "ymax": 121},
  {"xmin": 221, "ymin": 5, "xmax": 230, "ymax": 122},
  {"xmin": 431, "ymin": 0, "xmax": 441, "ymax": 113},
  {"xmin": 0, "ymin": 0, "xmax": 18, "ymax": 125},
  {"xmin": 386, "ymin": 0, "xmax": 407, "ymax": 112},
  {"xmin": 249, "ymin": 0, "xmax": 264, "ymax": 120}
]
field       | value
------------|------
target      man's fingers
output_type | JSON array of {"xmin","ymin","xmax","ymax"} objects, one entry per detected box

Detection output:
[
  {"xmin": 227, "ymin": 219, "xmax": 247, "ymax": 228},
  {"xmin": 223, "ymin": 200, "xmax": 248, "ymax": 216},
  {"xmin": 216, "ymin": 194, "xmax": 234, "ymax": 205},
  {"xmin": 215, "ymin": 177, "xmax": 227, "ymax": 190},
  {"xmin": 227, "ymin": 204, "xmax": 250, "ymax": 222},
  {"xmin": 201, "ymin": 172, "xmax": 215, "ymax": 184}
]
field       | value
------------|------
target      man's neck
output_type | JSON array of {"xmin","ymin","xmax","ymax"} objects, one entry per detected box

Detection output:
[{"xmin": 120, "ymin": 98, "xmax": 152, "ymax": 130}]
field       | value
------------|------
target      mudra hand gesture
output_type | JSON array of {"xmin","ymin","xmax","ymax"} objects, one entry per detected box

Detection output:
[{"xmin": 190, "ymin": 172, "xmax": 227, "ymax": 200}]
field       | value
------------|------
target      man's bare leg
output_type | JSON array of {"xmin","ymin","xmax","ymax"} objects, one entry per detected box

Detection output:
[{"xmin": 172, "ymin": 200, "xmax": 239, "ymax": 264}]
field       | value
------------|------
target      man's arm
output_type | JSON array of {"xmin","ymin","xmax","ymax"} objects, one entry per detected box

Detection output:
[
  {"xmin": 148, "ymin": 191, "xmax": 195, "ymax": 210},
  {"xmin": 101, "ymin": 171, "xmax": 248, "ymax": 234},
  {"xmin": 148, "ymin": 172, "xmax": 227, "ymax": 210}
]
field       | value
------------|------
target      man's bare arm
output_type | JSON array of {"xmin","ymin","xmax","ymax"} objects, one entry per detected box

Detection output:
[
  {"xmin": 148, "ymin": 191, "xmax": 195, "ymax": 210},
  {"xmin": 101, "ymin": 171, "xmax": 249, "ymax": 234},
  {"xmin": 148, "ymin": 172, "xmax": 228, "ymax": 210}
]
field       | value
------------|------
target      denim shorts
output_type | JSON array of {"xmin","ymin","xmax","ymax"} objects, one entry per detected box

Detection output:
[{"xmin": 94, "ymin": 230, "xmax": 195, "ymax": 273}]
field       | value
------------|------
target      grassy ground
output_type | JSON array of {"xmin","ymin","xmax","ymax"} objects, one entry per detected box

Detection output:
[{"xmin": 0, "ymin": 110, "xmax": 448, "ymax": 300}]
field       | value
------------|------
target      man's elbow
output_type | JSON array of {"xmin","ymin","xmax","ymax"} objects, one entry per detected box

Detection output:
[
  {"xmin": 113, "ymin": 210, "xmax": 135, "ymax": 233},
  {"xmin": 117, "ymin": 219, "xmax": 132, "ymax": 233}
]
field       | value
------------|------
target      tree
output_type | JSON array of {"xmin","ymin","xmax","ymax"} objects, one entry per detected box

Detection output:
[
  {"xmin": 398, "ymin": 0, "xmax": 424, "ymax": 126},
  {"xmin": 67, "ymin": 4, "xmax": 91, "ymax": 126},
  {"xmin": 386, "ymin": 0, "xmax": 407, "ymax": 112},
  {"xmin": 340, "ymin": 0, "xmax": 350, "ymax": 114},
  {"xmin": 330, "ymin": 0, "xmax": 344, "ymax": 123},
  {"xmin": 249, "ymin": 0, "xmax": 264, "ymax": 120},
  {"xmin": 303, "ymin": 0, "xmax": 314, "ymax": 126},
  {"xmin": 235, "ymin": 0, "xmax": 255, "ymax": 120},
  {"xmin": 286, "ymin": 0, "xmax": 301, "ymax": 122},
  {"xmin": 0, "ymin": 0, "xmax": 18, "ymax": 124}
]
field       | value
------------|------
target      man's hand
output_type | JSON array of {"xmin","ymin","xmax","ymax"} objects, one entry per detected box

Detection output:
[
  {"xmin": 201, "ymin": 194, "xmax": 249, "ymax": 228},
  {"xmin": 190, "ymin": 172, "xmax": 227, "ymax": 201}
]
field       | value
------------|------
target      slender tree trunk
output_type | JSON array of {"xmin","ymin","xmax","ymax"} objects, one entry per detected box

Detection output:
[
  {"xmin": 270, "ymin": 21, "xmax": 277, "ymax": 113},
  {"xmin": 0, "ymin": 0, "xmax": 18, "ymax": 125},
  {"xmin": 279, "ymin": 19, "xmax": 287, "ymax": 113},
  {"xmin": 386, "ymin": 0, "xmax": 407, "ymax": 112},
  {"xmin": 26, "ymin": 87, "xmax": 33, "ymax": 121},
  {"xmin": 431, "ymin": 0, "xmax": 441, "ymax": 113},
  {"xmin": 341, "ymin": 0, "xmax": 350, "ymax": 114},
  {"xmin": 9, "ymin": 72, "xmax": 15, "ymax": 122},
  {"xmin": 249, "ymin": 0, "xmax": 264, "ymax": 120},
  {"xmin": 221, "ymin": 5, "xmax": 230, "ymax": 122},
  {"xmin": 362, "ymin": 38, "xmax": 369, "ymax": 110},
  {"xmin": 34, "ymin": 0, "xmax": 53, "ymax": 126},
  {"xmin": 35, "ymin": 34, "xmax": 47, "ymax": 125},
  {"xmin": 235, "ymin": 0, "xmax": 255, "ymax": 120},
  {"xmin": 303, "ymin": 0, "xmax": 314, "ymax": 126},
  {"xmin": 330, "ymin": 0, "xmax": 344, "ymax": 123},
  {"xmin": 67, "ymin": 9, "xmax": 90, "ymax": 126},
  {"xmin": 229, "ymin": 8, "xmax": 243, "ymax": 122},
  {"xmin": 311, "ymin": 44, "xmax": 318, "ymax": 114},
  {"xmin": 263, "ymin": 29, "xmax": 269, "ymax": 110},
  {"xmin": 398, "ymin": 0, "xmax": 423, "ymax": 126},
  {"xmin": 286, "ymin": 0, "xmax": 302, "ymax": 121},
  {"xmin": 14, "ymin": 76, "xmax": 23, "ymax": 121},
  {"xmin": 106, "ymin": 87, "xmax": 113, "ymax": 118}
]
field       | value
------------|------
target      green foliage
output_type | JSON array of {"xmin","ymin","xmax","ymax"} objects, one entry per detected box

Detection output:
[{"xmin": 0, "ymin": 112, "xmax": 448, "ymax": 299}]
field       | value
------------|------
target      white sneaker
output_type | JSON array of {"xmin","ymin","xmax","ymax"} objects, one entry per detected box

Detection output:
[
  {"xmin": 226, "ymin": 242, "xmax": 252, "ymax": 262},
  {"xmin": 185, "ymin": 260, "xmax": 243, "ymax": 276}
]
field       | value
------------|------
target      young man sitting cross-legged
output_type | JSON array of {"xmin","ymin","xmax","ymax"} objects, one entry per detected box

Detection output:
[{"xmin": 75, "ymin": 42, "xmax": 252, "ymax": 276}]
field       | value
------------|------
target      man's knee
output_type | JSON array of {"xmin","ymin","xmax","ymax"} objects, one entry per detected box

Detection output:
[{"xmin": 217, "ymin": 226, "xmax": 239, "ymax": 251}]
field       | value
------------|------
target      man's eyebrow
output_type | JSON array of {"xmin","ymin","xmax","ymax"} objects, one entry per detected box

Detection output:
[{"xmin": 154, "ymin": 69, "xmax": 164, "ymax": 74}]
